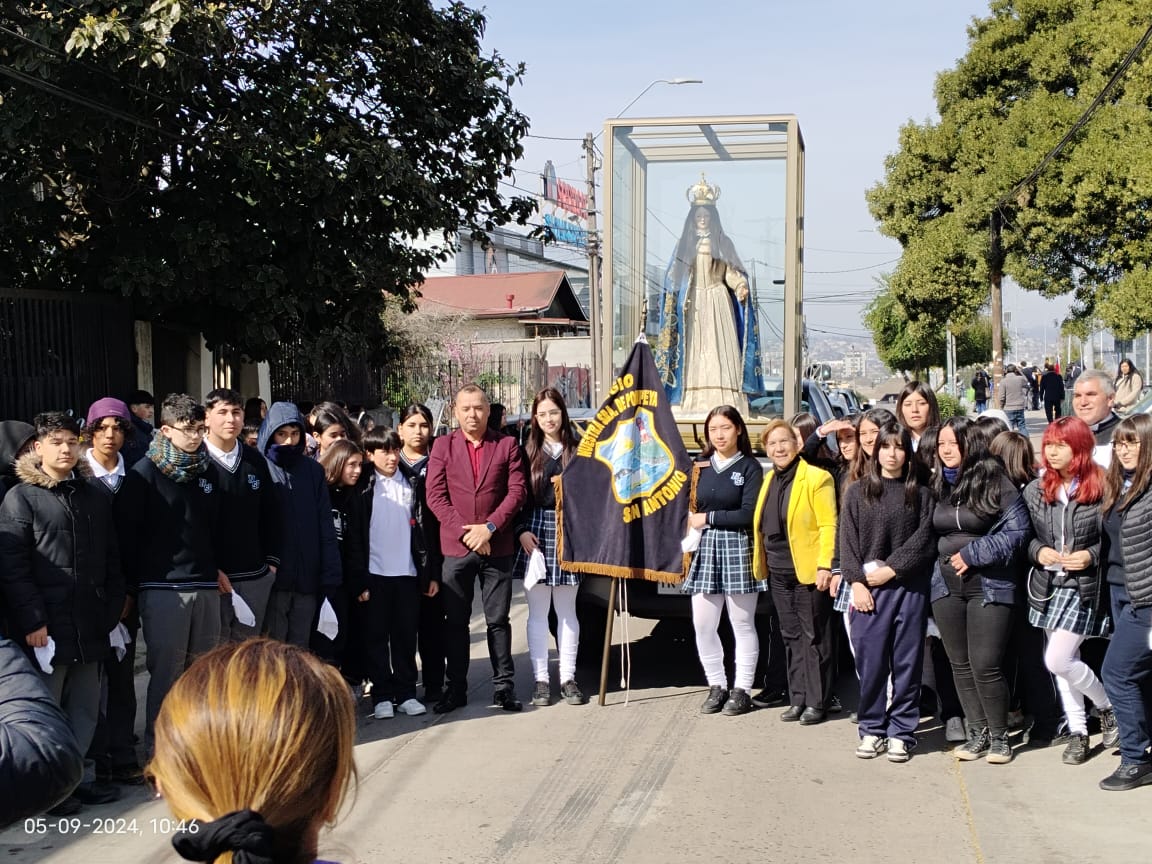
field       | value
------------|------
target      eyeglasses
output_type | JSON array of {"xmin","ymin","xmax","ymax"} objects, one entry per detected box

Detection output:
[
  {"xmin": 171, "ymin": 425, "xmax": 207, "ymax": 438},
  {"xmin": 1114, "ymin": 441, "xmax": 1141, "ymax": 451}
]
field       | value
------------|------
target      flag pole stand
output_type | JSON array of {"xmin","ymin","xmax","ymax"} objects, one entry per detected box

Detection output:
[{"xmin": 597, "ymin": 577, "xmax": 619, "ymax": 706}]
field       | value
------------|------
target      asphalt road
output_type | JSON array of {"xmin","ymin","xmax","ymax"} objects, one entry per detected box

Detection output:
[{"xmin": 2, "ymin": 578, "xmax": 1147, "ymax": 864}]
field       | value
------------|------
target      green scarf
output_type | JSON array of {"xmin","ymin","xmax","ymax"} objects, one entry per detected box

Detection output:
[{"xmin": 147, "ymin": 433, "xmax": 210, "ymax": 484}]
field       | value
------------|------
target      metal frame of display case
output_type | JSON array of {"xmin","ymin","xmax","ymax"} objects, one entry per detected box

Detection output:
[{"xmin": 600, "ymin": 114, "xmax": 805, "ymax": 418}]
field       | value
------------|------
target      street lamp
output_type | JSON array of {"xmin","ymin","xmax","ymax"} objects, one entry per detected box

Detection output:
[
  {"xmin": 612, "ymin": 77, "xmax": 704, "ymax": 119},
  {"xmin": 587, "ymin": 78, "xmax": 703, "ymax": 402}
]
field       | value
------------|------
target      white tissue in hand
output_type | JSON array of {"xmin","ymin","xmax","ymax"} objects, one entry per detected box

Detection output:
[
  {"xmin": 681, "ymin": 526, "xmax": 703, "ymax": 553},
  {"xmin": 34, "ymin": 637, "xmax": 56, "ymax": 674},
  {"xmin": 108, "ymin": 623, "xmax": 132, "ymax": 661},
  {"xmin": 524, "ymin": 549, "xmax": 547, "ymax": 590},
  {"xmin": 231, "ymin": 592, "xmax": 257, "ymax": 627},
  {"xmin": 316, "ymin": 598, "xmax": 339, "ymax": 640}
]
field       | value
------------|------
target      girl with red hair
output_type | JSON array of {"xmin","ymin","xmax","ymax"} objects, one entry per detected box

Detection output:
[{"xmin": 1022, "ymin": 417, "xmax": 1118, "ymax": 765}]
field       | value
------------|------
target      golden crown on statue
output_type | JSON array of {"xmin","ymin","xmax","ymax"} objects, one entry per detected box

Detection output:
[{"xmin": 686, "ymin": 173, "xmax": 720, "ymax": 206}]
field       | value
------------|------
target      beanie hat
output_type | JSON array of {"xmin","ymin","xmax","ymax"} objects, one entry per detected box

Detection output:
[
  {"xmin": 127, "ymin": 390, "xmax": 154, "ymax": 407},
  {"xmin": 86, "ymin": 397, "xmax": 132, "ymax": 429}
]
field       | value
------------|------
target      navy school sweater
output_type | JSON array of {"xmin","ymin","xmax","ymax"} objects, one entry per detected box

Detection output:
[{"xmin": 208, "ymin": 443, "xmax": 282, "ymax": 582}]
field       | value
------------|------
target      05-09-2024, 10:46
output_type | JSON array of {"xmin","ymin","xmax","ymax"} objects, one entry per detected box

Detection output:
[{"xmin": 23, "ymin": 816, "xmax": 200, "ymax": 836}]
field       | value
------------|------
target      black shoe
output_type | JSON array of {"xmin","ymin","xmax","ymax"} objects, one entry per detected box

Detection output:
[
  {"xmin": 986, "ymin": 732, "xmax": 1013, "ymax": 764},
  {"xmin": 493, "ymin": 688, "xmax": 523, "ymax": 712},
  {"xmin": 1062, "ymin": 734, "xmax": 1090, "ymax": 765},
  {"xmin": 1024, "ymin": 720, "xmax": 1071, "ymax": 748},
  {"xmin": 423, "ymin": 686, "xmax": 444, "ymax": 704},
  {"xmin": 72, "ymin": 781, "xmax": 121, "ymax": 805},
  {"xmin": 700, "ymin": 686, "xmax": 729, "ymax": 715},
  {"xmin": 433, "ymin": 690, "xmax": 467, "ymax": 714},
  {"xmin": 47, "ymin": 796, "xmax": 83, "ymax": 816},
  {"xmin": 955, "ymin": 726, "xmax": 991, "ymax": 761},
  {"xmin": 1100, "ymin": 708, "xmax": 1120, "ymax": 749},
  {"xmin": 799, "ymin": 707, "xmax": 827, "ymax": 726},
  {"xmin": 750, "ymin": 688, "xmax": 787, "ymax": 709},
  {"xmin": 722, "ymin": 688, "xmax": 753, "ymax": 716},
  {"xmin": 780, "ymin": 704, "xmax": 806, "ymax": 722},
  {"xmin": 828, "ymin": 695, "xmax": 843, "ymax": 714},
  {"xmin": 560, "ymin": 679, "xmax": 586, "ymax": 705},
  {"xmin": 531, "ymin": 681, "xmax": 551, "ymax": 707},
  {"xmin": 1100, "ymin": 761, "xmax": 1152, "ymax": 791}
]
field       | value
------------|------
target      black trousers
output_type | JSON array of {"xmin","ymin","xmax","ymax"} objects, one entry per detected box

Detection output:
[
  {"xmin": 1044, "ymin": 400, "xmax": 1063, "ymax": 423},
  {"xmin": 88, "ymin": 612, "xmax": 140, "ymax": 774},
  {"xmin": 441, "ymin": 553, "xmax": 515, "ymax": 694},
  {"xmin": 1007, "ymin": 610, "xmax": 1064, "ymax": 737},
  {"xmin": 769, "ymin": 571, "xmax": 834, "ymax": 710},
  {"xmin": 932, "ymin": 576, "xmax": 1015, "ymax": 735},
  {"xmin": 756, "ymin": 602, "xmax": 789, "ymax": 693},
  {"xmin": 418, "ymin": 589, "xmax": 446, "ymax": 695},
  {"xmin": 364, "ymin": 575, "xmax": 421, "ymax": 703}
]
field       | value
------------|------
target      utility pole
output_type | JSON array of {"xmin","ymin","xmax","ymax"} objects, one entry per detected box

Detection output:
[
  {"xmin": 989, "ymin": 211, "xmax": 1005, "ymax": 388},
  {"xmin": 584, "ymin": 132, "xmax": 602, "ymax": 404}
]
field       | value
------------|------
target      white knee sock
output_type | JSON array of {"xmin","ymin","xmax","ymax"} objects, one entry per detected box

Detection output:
[
  {"xmin": 553, "ymin": 585, "xmax": 580, "ymax": 683},
  {"xmin": 691, "ymin": 593, "xmax": 727, "ymax": 687},
  {"xmin": 726, "ymin": 593, "xmax": 760, "ymax": 691},
  {"xmin": 526, "ymin": 584, "xmax": 554, "ymax": 682}
]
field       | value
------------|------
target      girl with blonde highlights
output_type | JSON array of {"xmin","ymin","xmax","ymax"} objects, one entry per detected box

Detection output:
[{"xmin": 148, "ymin": 639, "xmax": 356, "ymax": 864}]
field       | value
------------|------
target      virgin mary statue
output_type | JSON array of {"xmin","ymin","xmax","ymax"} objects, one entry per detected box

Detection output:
[{"xmin": 654, "ymin": 174, "xmax": 763, "ymax": 414}]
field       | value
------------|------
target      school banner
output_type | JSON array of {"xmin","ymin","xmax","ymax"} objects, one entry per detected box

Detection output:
[{"xmin": 557, "ymin": 338, "xmax": 691, "ymax": 583}]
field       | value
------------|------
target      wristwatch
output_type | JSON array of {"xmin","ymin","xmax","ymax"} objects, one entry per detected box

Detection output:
[{"xmin": 485, "ymin": 521, "xmax": 497, "ymax": 534}]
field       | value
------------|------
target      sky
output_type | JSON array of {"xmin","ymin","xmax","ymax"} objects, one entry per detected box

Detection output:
[{"xmin": 478, "ymin": 0, "xmax": 1070, "ymax": 342}]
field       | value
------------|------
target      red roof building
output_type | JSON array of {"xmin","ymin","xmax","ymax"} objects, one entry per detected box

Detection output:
[{"xmin": 415, "ymin": 271, "xmax": 589, "ymax": 338}]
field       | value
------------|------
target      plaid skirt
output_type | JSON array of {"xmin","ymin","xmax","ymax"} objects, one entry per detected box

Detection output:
[
  {"xmin": 514, "ymin": 507, "xmax": 581, "ymax": 587},
  {"xmin": 1028, "ymin": 585, "xmax": 1110, "ymax": 637},
  {"xmin": 682, "ymin": 527, "xmax": 765, "ymax": 595}
]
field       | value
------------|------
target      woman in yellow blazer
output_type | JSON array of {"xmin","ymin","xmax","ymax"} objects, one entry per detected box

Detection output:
[{"xmin": 753, "ymin": 419, "xmax": 838, "ymax": 724}]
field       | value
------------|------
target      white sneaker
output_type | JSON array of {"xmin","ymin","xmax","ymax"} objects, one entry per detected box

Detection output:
[
  {"xmin": 396, "ymin": 698, "xmax": 427, "ymax": 716},
  {"xmin": 373, "ymin": 701, "xmax": 394, "ymax": 719},
  {"xmin": 855, "ymin": 735, "xmax": 888, "ymax": 759},
  {"xmin": 887, "ymin": 739, "xmax": 910, "ymax": 763},
  {"xmin": 945, "ymin": 716, "xmax": 966, "ymax": 743}
]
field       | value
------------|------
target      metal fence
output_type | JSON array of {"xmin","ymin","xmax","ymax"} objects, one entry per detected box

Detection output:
[
  {"xmin": 0, "ymin": 290, "xmax": 136, "ymax": 422},
  {"xmin": 269, "ymin": 348, "xmax": 591, "ymax": 421}
]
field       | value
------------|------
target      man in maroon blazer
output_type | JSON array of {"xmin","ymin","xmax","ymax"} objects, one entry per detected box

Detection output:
[{"xmin": 426, "ymin": 384, "xmax": 529, "ymax": 713}]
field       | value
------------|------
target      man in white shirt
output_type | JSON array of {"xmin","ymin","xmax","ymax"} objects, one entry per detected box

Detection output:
[{"xmin": 1072, "ymin": 370, "xmax": 1122, "ymax": 468}]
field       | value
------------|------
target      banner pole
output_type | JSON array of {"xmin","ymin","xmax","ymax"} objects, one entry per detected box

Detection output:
[{"xmin": 597, "ymin": 577, "xmax": 618, "ymax": 706}]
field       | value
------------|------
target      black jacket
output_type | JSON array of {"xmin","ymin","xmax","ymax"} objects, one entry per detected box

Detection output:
[
  {"xmin": 329, "ymin": 485, "xmax": 369, "ymax": 597},
  {"xmin": 0, "ymin": 638, "xmax": 83, "ymax": 826},
  {"xmin": 258, "ymin": 403, "xmax": 342, "ymax": 594},
  {"xmin": 397, "ymin": 453, "xmax": 442, "ymax": 591},
  {"xmin": 0, "ymin": 422, "xmax": 35, "ymax": 506},
  {"xmin": 1039, "ymin": 370, "xmax": 1065, "ymax": 404},
  {"xmin": 1023, "ymin": 479, "xmax": 1103, "ymax": 615},
  {"xmin": 971, "ymin": 372, "xmax": 989, "ymax": 401},
  {"xmin": 0, "ymin": 455, "xmax": 125, "ymax": 665},
  {"xmin": 209, "ymin": 443, "xmax": 282, "ymax": 582},
  {"xmin": 120, "ymin": 456, "xmax": 221, "ymax": 592},
  {"xmin": 1105, "ymin": 486, "xmax": 1152, "ymax": 607}
]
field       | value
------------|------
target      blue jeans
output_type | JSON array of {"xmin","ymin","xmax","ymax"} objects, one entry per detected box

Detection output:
[
  {"xmin": 1102, "ymin": 585, "xmax": 1152, "ymax": 764},
  {"xmin": 1006, "ymin": 409, "xmax": 1027, "ymax": 435},
  {"xmin": 975, "ymin": 400, "xmax": 987, "ymax": 413}
]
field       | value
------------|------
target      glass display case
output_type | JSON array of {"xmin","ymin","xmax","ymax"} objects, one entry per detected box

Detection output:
[{"xmin": 601, "ymin": 115, "xmax": 804, "ymax": 419}]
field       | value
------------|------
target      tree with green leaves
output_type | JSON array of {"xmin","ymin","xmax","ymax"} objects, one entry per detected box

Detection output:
[
  {"xmin": 1, "ymin": 1, "xmax": 535, "ymax": 363},
  {"xmin": 867, "ymin": 0, "xmax": 1152, "ymax": 349},
  {"xmin": 863, "ymin": 275, "xmax": 1003, "ymax": 378}
]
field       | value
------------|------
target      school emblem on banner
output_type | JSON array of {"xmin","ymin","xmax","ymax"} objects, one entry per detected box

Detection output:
[{"xmin": 557, "ymin": 338, "xmax": 691, "ymax": 583}]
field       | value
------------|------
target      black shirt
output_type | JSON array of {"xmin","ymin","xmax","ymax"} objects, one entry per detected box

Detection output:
[{"xmin": 761, "ymin": 457, "xmax": 800, "ymax": 574}]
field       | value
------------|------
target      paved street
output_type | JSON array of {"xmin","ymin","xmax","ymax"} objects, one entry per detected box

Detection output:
[{"xmin": 1, "ymin": 579, "xmax": 1146, "ymax": 864}]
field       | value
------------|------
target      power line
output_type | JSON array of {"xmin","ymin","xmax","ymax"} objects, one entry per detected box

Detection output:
[
  {"xmin": 0, "ymin": 62, "xmax": 181, "ymax": 140},
  {"xmin": 997, "ymin": 19, "xmax": 1152, "ymax": 210}
]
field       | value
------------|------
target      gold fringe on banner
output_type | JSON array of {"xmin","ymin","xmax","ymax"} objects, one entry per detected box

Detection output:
[{"xmin": 555, "ymin": 475, "xmax": 686, "ymax": 585}]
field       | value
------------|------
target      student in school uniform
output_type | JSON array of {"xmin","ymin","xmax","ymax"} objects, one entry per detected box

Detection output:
[
  {"xmin": 683, "ymin": 405, "xmax": 764, "ymax": 716},
  {"xmin": 839, "ymin": 422, "xmax": 936, "ymax": 763}
]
